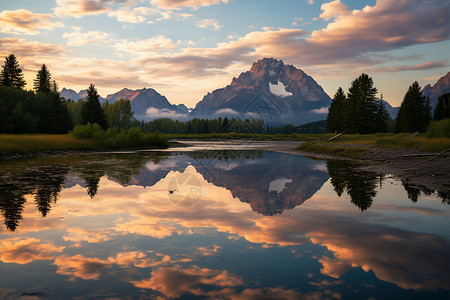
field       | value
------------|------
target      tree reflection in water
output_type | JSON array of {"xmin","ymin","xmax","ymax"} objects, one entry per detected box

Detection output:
[
  {"xmin": 327, "ymin": 161, "xmax": 450, "ymax": 209},
  {"xmin": 0, "ymin": 153, "xmax": 162, "ymax": 231},
  {"xmin": 0, "ymin": 165, "xmax": 69, "ymax": 230},
  {"xmin": 1, "ymin": 152, "xmax": 449, "ymax": 231}
]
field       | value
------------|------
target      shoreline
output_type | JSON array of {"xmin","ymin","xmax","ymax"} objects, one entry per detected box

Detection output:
[
  {"xmin": 262, "ymin": 141, "xmax": 450, "ymax": 195},
  {"xmin": 2, "ymin": 139, "xmax": 448, "ymax": 196}
]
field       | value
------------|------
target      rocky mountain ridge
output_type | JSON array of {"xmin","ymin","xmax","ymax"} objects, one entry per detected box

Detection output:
[
  {"xmin": 191, "ymin": 58, "xmax": 332, "ymax": 125},
  {"xmin": 61, "ymin": 60, "xmax": 450, "ymax": 124}
]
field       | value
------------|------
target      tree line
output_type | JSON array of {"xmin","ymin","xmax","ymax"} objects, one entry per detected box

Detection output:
[
  {"xmin": 2, "ymin": 54, "xmax": 448, "ymax": 136},
  {"xmin": 0, "ymin": 54, "xmax": 325, "ymax": 136},
  {"xmin": 327, "ymin": 73, "xmax": 450, "ymax": 134},
  {"xmin": 0, "ymin": 54, "xmax": 138, "ymax": 134}
]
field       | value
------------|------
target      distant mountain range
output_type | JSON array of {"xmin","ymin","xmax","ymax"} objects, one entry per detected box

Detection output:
[{"xmin": 61, "ymin": 59, "xmax": 450, "ymax": 124}]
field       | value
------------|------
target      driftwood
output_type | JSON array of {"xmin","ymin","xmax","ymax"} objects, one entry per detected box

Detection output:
[
  {"xmin": 431, "ymin": 149, "xmax": 450, "ymax": 161},
  {"xmin": 395, "ymin": 149, "xmax": 450, "ymax": 160},
  {"xmin": 328, "ymin": 133, "xmax": 343, "ymax": 141},
  {"xmin": 395, "ymin": 153, "xmax": 439, "ymax": 158},
  {"xmin": 409, "ymin": 131, "xmax": 419, "ymax": 139}
]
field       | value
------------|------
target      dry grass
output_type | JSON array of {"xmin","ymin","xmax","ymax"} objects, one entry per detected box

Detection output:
[{"xmin": 0, "ymin": 134, "xmax": 99, "ymax": 154}]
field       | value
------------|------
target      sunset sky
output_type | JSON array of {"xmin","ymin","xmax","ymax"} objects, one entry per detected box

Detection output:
[{"xmin": 0, "ymin": 0, "xmax": 448, "ymax": 107}]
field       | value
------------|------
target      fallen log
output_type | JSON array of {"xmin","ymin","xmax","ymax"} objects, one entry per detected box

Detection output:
[
  {"xmin": 395, "ymin": 153, "xmax": 439, "ymax": 158},
  {"xmin": 328, "ymin": 133, "xmax": 344, "ymax": 141},
  {"xmin": 431, "ymin": 149, "xmax": 450, "ymax": 161}
]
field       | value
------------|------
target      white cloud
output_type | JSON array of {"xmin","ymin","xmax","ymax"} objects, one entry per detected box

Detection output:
[
  {"xmin": 63, "ymin": 28, "xmax": 112, "ymax": 46},
  {"xmin": 311, "ymin": 107, "xmax": 329, "ymax": 114},
  {"xmin": 145, "ymin": 107, "xmax": 188, "ymax": 118},
  {"xmin": 108, "ymin": 7, "xmax": 148, "ymax": 23},
  {"xmin": 107, "ymin": 6, "xmax": 191, "ymax": 23},
  {"xmin": 215, "ymin": 108, "xmax": 239, "ymax": 115},
  {"xmin": 115, "ymin": 35, "xmax": 177, "ymax": 54},
  {"xmin": 196, "ymin": 19, "xmax": 222, "ymax": 30}
]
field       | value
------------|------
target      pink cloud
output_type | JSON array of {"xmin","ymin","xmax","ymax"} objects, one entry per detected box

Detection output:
[
  {"xmin": 0, "ymin": 238, "xmax": 64, "ymax": 264},
  {"xmin": 319, "ymin": 0, "xmax": 351, "ymax": 21},
  {"xmin": 151, "ymin": 0, "xmax": 227, "ymax": 10},
  {"xmin": 0, "ymin": 9, "xmax": 64, "ymax": 35},
  {"xmin": 130, "ymin": 266, "xmax": 242, "ymax": 298}
]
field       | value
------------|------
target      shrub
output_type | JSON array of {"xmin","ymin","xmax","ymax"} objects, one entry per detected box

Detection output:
[
  {"xmin": 71, "ymin": 124, "xmax": 168, "ymax": 148},
  {"xmin": 425, "ymin": 119, "xmax": 450, "ymax": 138}
]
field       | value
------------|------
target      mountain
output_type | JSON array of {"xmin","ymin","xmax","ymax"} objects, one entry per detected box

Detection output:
[
  {"xmin": 61, "ymin": 88, "xmax": 106, "ymax": 102},
  {"xmin": 105, "ymin": 88, "xmax": 189, "ymax": 119},
  {"xmin": 422, "ymin": 71, "xmax": 450, "ymax": 108},
  {"xmin": 191, "ymin": 58, "xmax": 332, "ymax": 125},
  {"xmin": 382, "ymin": 100, "xmax": 399, "ymax": 119}
]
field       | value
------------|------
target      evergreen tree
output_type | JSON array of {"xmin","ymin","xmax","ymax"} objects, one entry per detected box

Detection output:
[
  {"xmin": 33, "ymin": 64, "xmax": 52, "ymax": 94},
  {"xmin": 376, "ymin": 94, "xmax": 389, "ymax": 132},
  {"xmin": 396, "ymin": 81, "xmax": 431, "ymax": 132},
  {"xmin": 327, "ymin": 87, "xmax": 346, "ymax": 133},
  {"xmin": 50, "ymin": 80, "xmax": 59, "ymax": 95},
  {"xmin": 343, "ymin": 73, "xmax": 378, "ymax": 134},
  {"xmin": 433, "ymin": 93, "xmax": 450, "ymax": 121},
  {"xmin": 0, "ymin": 54, "xmax": 26, "ymax": 89},
  {"xmin": 222, "ymin": 117, "xmax": 229, "ymax": 133},
  {"xmin": 81, "ymin": 84, "xmax": 108, "ymax": 130}
]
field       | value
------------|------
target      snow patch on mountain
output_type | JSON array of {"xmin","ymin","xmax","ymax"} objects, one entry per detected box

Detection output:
[{"xmin": 269, "ymin": 80, "xmax": 292, "ymax": 98}]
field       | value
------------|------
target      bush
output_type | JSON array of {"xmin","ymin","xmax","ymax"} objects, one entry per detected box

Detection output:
[
  {"xmin": 425, "ymin": 119, "xmax": 450, "ymax": 138},
  {"xmin": 71, "ymin": 124, "xmax": 168, "ymax": 148}
]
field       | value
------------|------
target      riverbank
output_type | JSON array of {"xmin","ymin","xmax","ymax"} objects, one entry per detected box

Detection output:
[
  {"xmin": 2, "ymin": 134, "xmax": 449, "ymax": 195},
  {"xmin": 263, "ymin": 139, "xmax": 450, "ymax": 195}
]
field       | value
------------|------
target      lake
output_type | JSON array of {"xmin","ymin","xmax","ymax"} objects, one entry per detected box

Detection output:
[{"xmin": 1, "ymin": 141, "xmax": 449, "ymax": 299}]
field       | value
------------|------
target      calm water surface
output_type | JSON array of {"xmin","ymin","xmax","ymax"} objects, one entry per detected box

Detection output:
[{"xmin": 0, "ymin": 142, "xmax": 449, "ymax": 299}]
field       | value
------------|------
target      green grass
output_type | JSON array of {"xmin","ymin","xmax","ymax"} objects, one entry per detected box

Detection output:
[
  {"xmin": 375, "ymin": 135, "xmax": 450, "ymax": 152},
  {"xmin": 297, "ymin": 133, "xmax": 450, "ymax": 159},
  {"xmin": 0, "ymin": 134, "xmax": 99, "ymax": 155},
  {"xmin": 297, "ymin": 139, "xmax": 369, "ymax": 159}
]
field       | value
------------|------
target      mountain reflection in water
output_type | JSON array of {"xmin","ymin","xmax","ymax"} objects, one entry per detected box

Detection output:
[{"xmin": 0, "ymin": 150, "xmax": 449, "ymax": 299}]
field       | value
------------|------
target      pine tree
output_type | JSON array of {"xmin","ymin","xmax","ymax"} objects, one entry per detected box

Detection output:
[
  {"xmin": 376, "ymin": 94, "xmax": 389, "ymax": 132},
  {"xmin": 81, "ymin": 84, "xmax": 108, "ymax": 130},
  {"xmin": 433, "ymin": 93, "xmax": 450, "ymax": 121},
  {"xmin": 0, "ymin": 54, "xmax": 26, "ymax": 89},
  {"xmin": 396, "ymin": 81, "xmax": 431, "ymax": 132},
  {"xmin": 327, "ymin": 87, "xmax": 346, "ymax": 133},
  {"xmin": 33, "ymin": 64, "xmax": 52, "ymax": 94},
  {"xmin": 343, "ymin": 73, "xmax": 378, "ymax": 134},
  {"xmin": 50, "ymin": 80, "xmax": 59, "ymax": 95}
]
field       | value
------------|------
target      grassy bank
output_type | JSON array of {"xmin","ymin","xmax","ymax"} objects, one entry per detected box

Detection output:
[
  {"xmin": 0, "ymin": 134, "xmax": 99, "ymax": 155},
  {"xmin": 1, "ymin": 124, "xmax": 169, "ymax": 156},
  {"xmin": 296, "ymin": 133, "xmax": 450, "ymax": 159}
]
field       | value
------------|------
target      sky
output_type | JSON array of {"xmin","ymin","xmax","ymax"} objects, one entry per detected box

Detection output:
[{"xmin": 0, "ymin": 0, "xmax": 448, "ymax": 107}]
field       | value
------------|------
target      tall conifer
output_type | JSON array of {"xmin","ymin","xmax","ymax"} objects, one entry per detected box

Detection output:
[{"xmin": 0, "ymin": 54, "xmax": 26, "ymax": 89}]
